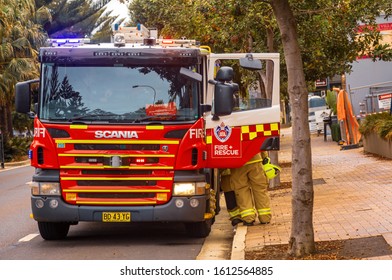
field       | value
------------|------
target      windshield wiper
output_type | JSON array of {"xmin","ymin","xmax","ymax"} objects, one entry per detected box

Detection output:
[{"xmin": 132, "ymin": 115, "xmax": 176, "ymax": 123}]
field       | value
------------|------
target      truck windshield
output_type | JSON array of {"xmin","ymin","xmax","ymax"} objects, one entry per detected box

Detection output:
[{"xmin": 39, "ymin": 64, "xmax": 200, "ymax": 123}]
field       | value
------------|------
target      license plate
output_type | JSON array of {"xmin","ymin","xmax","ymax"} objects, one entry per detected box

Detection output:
[{"xmin": 102, "ymin": 212, "xmax": 131, "ymax": 222}]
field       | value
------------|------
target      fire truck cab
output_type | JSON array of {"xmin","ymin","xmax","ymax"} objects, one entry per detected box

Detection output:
[{"xmin": 15, "ymin": 25, "xmax": 280, "ymax": 240}]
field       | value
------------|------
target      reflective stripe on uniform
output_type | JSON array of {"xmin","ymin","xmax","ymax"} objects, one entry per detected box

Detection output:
[
  {"xmin": 240, "ymin": 208, "xmax": 256, "ymax": 218},
  {"xmin": 228, "ymin": 208, "xmax": 240, "ymax": 218},
  {"xmin": 257, "ymin": 208, "xmax": 271, "ymax": 216}
]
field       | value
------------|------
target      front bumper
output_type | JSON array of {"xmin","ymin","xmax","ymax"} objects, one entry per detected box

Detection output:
[{"xmin": 31, "ymin": 196, "xmax": 207, "ymax": 223}]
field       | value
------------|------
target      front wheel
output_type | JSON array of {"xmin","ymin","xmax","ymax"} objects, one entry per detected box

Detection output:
[
  {"xmin": 185, "ymin": 219, "xmax": 212, "ymax": 238},
  {"xmin": 38, "ymin": 222, "xmax": 70, "ymax": 240}
]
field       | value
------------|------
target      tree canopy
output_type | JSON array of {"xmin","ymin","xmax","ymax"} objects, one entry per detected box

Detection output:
[
  {"xmin": 1, "ymin": 0, "xmax": 122, "ymax": 138},
  {"xmin": 0, "ymin": 0, "xmax": 47, "ymax": 138},
  {"xmin": 129, "ymin": 0, "xmax": 392, "ymax": 87},
  {"xmin": 35, "ymin": 0, "xmax": 112, "ymax": 38}
]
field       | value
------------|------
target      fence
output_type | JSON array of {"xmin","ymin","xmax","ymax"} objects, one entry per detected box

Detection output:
[{"xmin": 348, "ymin": 81, "xmax": 392, "ymax": 117}]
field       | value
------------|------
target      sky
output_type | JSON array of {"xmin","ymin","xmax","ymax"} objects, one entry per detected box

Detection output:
[
  {"xmin": 92, "ymin": 0, "xmax": 131, "ymax": 33},
  {"xmin": 103, "ymin": 0, "xmax": 131, "ymax": 24}
]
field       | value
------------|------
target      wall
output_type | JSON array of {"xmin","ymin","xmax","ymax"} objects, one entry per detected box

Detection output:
[
  {"xmin": 363, "ymin": 132, "xmax": 392, "ymax": 159},
  {"xmin": 345, "ymin": 16, "xmax": 392, "ymax": 116}
]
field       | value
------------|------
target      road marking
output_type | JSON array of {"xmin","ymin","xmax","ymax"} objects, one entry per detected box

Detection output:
[{"xmin": 19, "ymin": 233, "xmax": 39, "ymax": 242}]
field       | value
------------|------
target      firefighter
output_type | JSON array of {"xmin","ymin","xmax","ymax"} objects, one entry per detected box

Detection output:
[
  {"xmin": 230, "ymin": 152, "xmax": 275, "ymax": 226},
  {"xmin": 220, "ymin": 169, "xmax": 243, "ymax": 226}
]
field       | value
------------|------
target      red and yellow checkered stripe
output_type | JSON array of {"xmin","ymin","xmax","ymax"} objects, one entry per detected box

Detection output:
[
  {"xmin": 206, "ymin": 122, "xmax": 280, "ymax": 144},
  {"xmin": 241, "ymin": 123, "xmax": 280, "ymax": 141}
]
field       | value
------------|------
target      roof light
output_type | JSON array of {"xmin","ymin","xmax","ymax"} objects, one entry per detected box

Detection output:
[
  {"xmin": 68, "ymin": 39, "xmax": 81, "ymax": 43},
  {"xmin": 156, "ymin": 39, "xmax": 199, "ymax": 48},
  {"xmin": 43, "ymin": 51, "xmax": 57, "ymax": 56},
  {"xmin": 113, "ymin": 33, "xmax": 126, "ymax": 47},
  {"xmin": 162, "ymin": 39, "xmax": 174, "ymax": 45},
  {"xmin": 47, "ymin": 38, "xmax": 90, "ymax": 47}
]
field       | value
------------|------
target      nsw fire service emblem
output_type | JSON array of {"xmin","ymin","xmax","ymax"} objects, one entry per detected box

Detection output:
[{"xmin": 214, "ymin": 122, "xmax": 231, "ymax": 143}]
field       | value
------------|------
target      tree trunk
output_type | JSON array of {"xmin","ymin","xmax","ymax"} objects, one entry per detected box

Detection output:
[
  {"xmin": 265, "ymin": 25, "xmax": 275, "ymax": 100},
  {"xmin": 270, "ymin": 0, "xmax": 315, "ymax": 256}
]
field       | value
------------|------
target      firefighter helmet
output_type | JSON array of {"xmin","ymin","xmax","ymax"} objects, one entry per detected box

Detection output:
[{"xmin": 262, "ymin": 157, "xmax": 281, "ymax": 180}]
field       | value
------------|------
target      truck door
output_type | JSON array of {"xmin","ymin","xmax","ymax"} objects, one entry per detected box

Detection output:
[{"xmin": 204, "ymin": 53, "xmax": 280, "ymax": 168}]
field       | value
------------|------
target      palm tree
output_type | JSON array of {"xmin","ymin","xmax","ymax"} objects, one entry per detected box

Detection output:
[
  {"xmin": 0, "ymin": 0, "xmax": 46, "ymax": 138},
  {"xmin": 35, "ymin": 0, "xmax": 116, "ymax": 39}
]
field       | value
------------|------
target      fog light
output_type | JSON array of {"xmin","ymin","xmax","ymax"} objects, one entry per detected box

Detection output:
[
  {"xmin": 175, "ymin": 199, "xmax": 184, "ymax": 208},
  {"xmin": 35, "ymin": 199, "xmax": 44, "ymax": 208},
  {"xmin": 49, "ymin": 199, "xmax": 59, "ymax": 209},
  {"xmin": 189, "ymin": 198, "xmax": 199, "ymax": 208}
]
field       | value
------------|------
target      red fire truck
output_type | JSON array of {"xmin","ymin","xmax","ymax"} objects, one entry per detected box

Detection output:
[{"xmin": 15, "ymin": 25, "xmax": 281, "ymax": 240}]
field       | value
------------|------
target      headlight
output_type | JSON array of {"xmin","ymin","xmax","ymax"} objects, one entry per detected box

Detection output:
[
  {"xmin": 173, "ymin": 182, "xmax": 206, "ymax": 196},
  {"xmin": 30, "ymin": 182, "xmax": 60, "ymax": 196}
]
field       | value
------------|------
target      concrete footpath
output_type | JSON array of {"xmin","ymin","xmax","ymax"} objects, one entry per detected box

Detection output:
[
  {"xmin": 227, "ymin": 126, "xmax": 392, "ymax": 260},
  {"xmin": 0, "ymin": 159, "xmax": 30, "ymax": 172}
]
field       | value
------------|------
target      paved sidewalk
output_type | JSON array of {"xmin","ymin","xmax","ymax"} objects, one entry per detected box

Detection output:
[
  {"xmin": 0, "ymin": 159, "xmax": 30, "ymax": 172},
  {"xmin": 234, "ymin": 126, "xmax": 392, "ymax": 260}
]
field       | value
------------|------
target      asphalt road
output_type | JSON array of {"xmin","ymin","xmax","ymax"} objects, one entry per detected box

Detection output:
[
  {"xmin": 0, "ymin": 165, "xmax": 206, "ymax": 260},
  {"xmin": 0, "ymin": 165, "xmax": 36, "ymax": 249}
]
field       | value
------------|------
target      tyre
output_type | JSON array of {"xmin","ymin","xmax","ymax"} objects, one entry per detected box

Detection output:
[
  {"xmin": 38, "ymin": 222, "xmax": 70, "ymax": 240},
  {"xmin": 185, "ymin": 219, "xmax": 212, "ymax": 238}
]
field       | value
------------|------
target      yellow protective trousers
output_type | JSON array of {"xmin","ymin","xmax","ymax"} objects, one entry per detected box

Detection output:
[
  {"xmin": 230, "ymin": 154, "xmax": 271, "ymax": 224},
  {"xmin": 220, "ymin": 173, "xmax": 241, "ymax": 221}
]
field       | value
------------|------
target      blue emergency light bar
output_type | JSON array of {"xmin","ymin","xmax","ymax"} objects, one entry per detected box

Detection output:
[{"xmin": 47, "ymin": 38, "xmax": 91, "ymax": 47}]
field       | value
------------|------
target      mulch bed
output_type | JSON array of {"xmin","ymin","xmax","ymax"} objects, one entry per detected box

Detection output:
[{"xmin": 245, "ymin": 236, "xmax": 392, "ymax": 260}]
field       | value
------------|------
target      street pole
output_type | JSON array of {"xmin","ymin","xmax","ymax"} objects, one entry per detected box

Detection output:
[{"xmin": 0, "ymin": 132, "xmax": 4, "ymax": 169}]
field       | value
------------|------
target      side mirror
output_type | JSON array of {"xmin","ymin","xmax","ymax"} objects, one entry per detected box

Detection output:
[
  {"xmin": 215, "ymin": 66, "xmax": 234, "ymax": 81},
  {"xmin": 180, "ymin": 67, "xmax": 202, "ymax": 82},
  {"xmin": 15, "ymin": 79, "xmax": 39, "ymax": 117},
  {"xmin": 213, "ymin": 83, "xmax": 234, "ymax": 117},
  {"xmin": 15, "ymin": 82, "xmax": 32, "ymax": 113},
  {"xmin": 240, "ymin": 54, "xmax": 262, "ymax": 70},
  {"xmin": 209, "ymin": 66, "xmax": 237, "ymax": 119}
]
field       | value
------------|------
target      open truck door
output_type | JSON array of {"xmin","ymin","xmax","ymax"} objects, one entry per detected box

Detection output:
[{"xmin": 204, "ymin": 53, "xmax": 280, "ymax": 168}]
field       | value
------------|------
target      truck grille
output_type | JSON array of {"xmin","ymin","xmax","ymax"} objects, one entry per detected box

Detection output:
[
  {"xmin": 82, "ymin": 170, "xmax": 151, "ymax": 175},
  {"xmin": 78, "ymin": 193, "xmax": 155, "ymax": 199},
  {"xmin": 77, "ymin": 180, "xmax": 156, "ymax": 186},
  {"xmin": 75, "ymin": 156, "xmax": 159, "ymax": 164},
  {"xmin": 74, "ymin": 144, "xmax": 160, "ymax": 150},
  {"xmin": 55, "ymin": 138, "xmax": 179, "ymax": 206}
]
